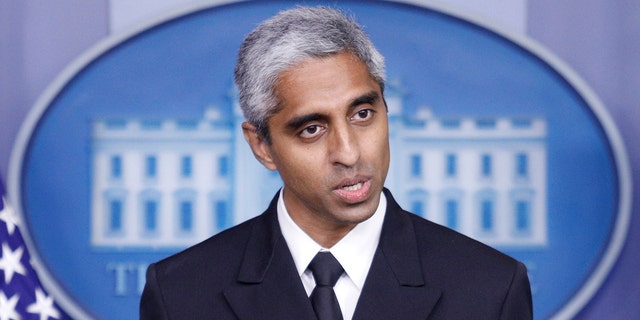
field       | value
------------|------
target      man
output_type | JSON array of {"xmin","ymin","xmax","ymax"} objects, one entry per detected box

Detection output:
[{"xmin": 140, "ymin": 6, "xmax": 532, "ymax": 319}]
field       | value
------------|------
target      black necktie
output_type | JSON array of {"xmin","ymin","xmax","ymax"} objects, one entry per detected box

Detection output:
[{"xmin": 308, "ymin": 252, "xmax": 344, "ymax": 320}]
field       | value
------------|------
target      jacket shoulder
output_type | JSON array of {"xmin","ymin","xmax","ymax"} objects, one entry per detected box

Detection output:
[
  {"xmin": 411, "ymin": 213, "xmax": 515, "ymax": 262},
  {"xmin": 141, "ymin": 215, "xmax": 265, "ymax": 319},
  {"xmin": 153, "ymin": 214, "xmax": 259, "ymax": 274},
  {"xmin": 408, "ymin": 213, "xmax": 532, "ymax": 318}
]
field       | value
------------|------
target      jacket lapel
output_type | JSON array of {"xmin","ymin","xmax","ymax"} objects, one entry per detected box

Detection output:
[
  {"xmin": 353, "ymin": 190, "xmax": 442, "ymax": 319},
  {"xmin": 223, "ymin": 195, "xmax": 317, "ymax": 320}
]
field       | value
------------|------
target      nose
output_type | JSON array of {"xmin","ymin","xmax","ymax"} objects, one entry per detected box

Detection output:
[{"xmin": 328, "ymin": 123, "xmax": 360, "ymax": 167}]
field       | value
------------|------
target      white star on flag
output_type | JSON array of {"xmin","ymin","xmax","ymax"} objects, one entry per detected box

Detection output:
[
  {"xmin": 0, "ymin": 207, "xmax": 17, "ymax": 236},
  {"xmin": 0, "ymin": 244, "xmax": 26, "ymax": 284},
  {"xmin": 0, "ymin": 291, "xmax": 20, "ymax": 320},
  {"xmin": 27, "ymin": 288, "xmax": 60, "ymax": 320}
]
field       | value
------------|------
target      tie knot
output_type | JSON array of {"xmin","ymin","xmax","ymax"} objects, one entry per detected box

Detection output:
[{"xmin": 308, "ymin": 252, "xmax": 343, "ymax": 287}]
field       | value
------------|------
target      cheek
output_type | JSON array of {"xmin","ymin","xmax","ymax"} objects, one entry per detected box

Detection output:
[
  {"xmin": 273, "ymin": 146, "xmax": 324, "ymax": 180},
  {"xmin": 364, "ymin": 131, "xmax": 390, "ymax": 156},
  {"xmin": 377, "ymin": 142, "xmax": 391, "ymax": 168},
  {"xmin": 368, "ymin": 135, "xmax": 391, "ymax": 172}
]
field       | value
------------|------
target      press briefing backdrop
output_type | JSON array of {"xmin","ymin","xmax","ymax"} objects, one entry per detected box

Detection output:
[{"xmin": 1, "ymin": 1, "xmax": 638, "ymax": 319}]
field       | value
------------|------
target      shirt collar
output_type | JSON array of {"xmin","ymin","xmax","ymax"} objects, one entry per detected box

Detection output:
[{"xmin": 277, "ymin": 188, "xmax": 386, "ymax": 290}]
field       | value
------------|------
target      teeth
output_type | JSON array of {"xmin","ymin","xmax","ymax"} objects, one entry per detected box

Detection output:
[{"xmin": 342, "ymin": 182, "xmax": 363, "ymax": 191}]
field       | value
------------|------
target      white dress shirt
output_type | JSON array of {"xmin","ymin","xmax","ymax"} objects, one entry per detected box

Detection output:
[{"xmin": 277, "ymin": 189, "xmax": 386, "ymax": 320}]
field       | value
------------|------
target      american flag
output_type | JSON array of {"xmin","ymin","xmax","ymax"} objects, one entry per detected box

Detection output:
[{"xmin": 0, "ymin": 178, "xmax": 69, "ymax": 320}]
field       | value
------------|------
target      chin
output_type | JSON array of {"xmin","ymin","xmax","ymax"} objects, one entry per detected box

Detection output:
[{"xmin": 341, "ymin": 206, "xmax": 377, "ymax": 224}]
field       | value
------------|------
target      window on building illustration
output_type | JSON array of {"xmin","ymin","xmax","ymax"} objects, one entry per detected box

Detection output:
[
  {"xmin": 441, "ymin": 119, "xmax": 460, "ymax": 129},
  {"xmin": 181, "ymin": 156, "xmax": 192, "ymax": 178},
  {"xmin": 481, "ymin": 154, "xmax": 492, "ymax": 178},
  {"xmin": 179, "ymin": 201, "xmax": 193, "ymax": 232},
  {"xmin": 446, "ymin": 200, "xmax": 458, "ymax": 230},
  {"xmin": 105, "ymin": 119, "xmax": 126, "ymax": 129},
  {"xmin": 409, "ymin": 190, "xmax": 428, "ymax": 219},
  {"xmin": 145, "ymin": 156, "xmax": 157, "ymax": 178},
  {"xmin": 215, "ymin": 201, "xmax": 228, "ymax": 231},
  {"xmin": 111, "ymin": 155, "xmax": 122, "ymax": 178},
  {"xmin": 446, "ymin": 154, "xmax": 457, "ymax": 177},
  {"xmin": 515, "ymin": 200, "xmax": 531, "ymax": 233},
  {"xmin": 476, "ymin": 119, "xmax": 496, "ymax": 129},
  {"xmin": 109, "ymin": 200, "xmax": 123, "ymax": 233},
  {"xmin": 516, "ymin": 153, "xmax": 529, "ymax": 178},
  {"xmin": 411, "ymin": 201, "xmax": 423, "ymax": 216},
  {"xmin": 177, "ymin": 119, "xmax": 198, "ymax": 129},
  {"xmin": 410, "ymin": 154, "xmax": 422, "ymax": 178},
  {"xmin": 141, "ymin": 120, "xmax": 162, "ymax": 130},
  {"xmin": 512, "ymin": 119, "xmax": 532, "ymax": 128},
  {"xmin": 481, "ymin": 200, "xmax": 494, "ymax": 232},
  {"xmin": 218, "ymin": 156, "xmax": 229, "ymax": 177},
  {"xmin": 144, "ymin": 200, "xmax": 158, "ymax": 232}
]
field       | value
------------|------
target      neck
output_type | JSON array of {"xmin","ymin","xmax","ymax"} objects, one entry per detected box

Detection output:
[
  {"xmin": 302, "ymin": 223, "xmax": 355, "ymax": 248},
  {"xmin": 280, "ymin": 188, "xmax": 361, "ymax": 248}
]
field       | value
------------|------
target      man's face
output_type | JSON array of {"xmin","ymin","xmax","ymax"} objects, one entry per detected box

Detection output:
[{"xmin": 243, "ymin": 52, "xmax": 390, "ymax": 241}]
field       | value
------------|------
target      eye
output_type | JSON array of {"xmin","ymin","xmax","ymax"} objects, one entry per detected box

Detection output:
[
  {"xmin": 351, "ymin": 109, "xmax": 374, "ymax": 122},
  {"xmin": 299, "ymin": 124, "xmax": 325, "ymax": 139}
]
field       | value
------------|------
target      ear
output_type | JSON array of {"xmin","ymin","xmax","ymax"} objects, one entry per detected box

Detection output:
[{"xmin": 242, "ymin": 122, "xmax": 278, "ymax": 171}]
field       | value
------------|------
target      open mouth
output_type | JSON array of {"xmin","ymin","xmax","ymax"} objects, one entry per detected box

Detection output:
[
  {"xmin": 341, "ymin": 182, "xmax": 364, "ymax": 191},
  {"xmin": 335, "ymin": 179, "xmax": 371, "ymax": 203}
]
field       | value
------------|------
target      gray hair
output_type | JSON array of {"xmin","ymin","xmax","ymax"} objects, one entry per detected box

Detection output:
[{"xmin": 234, "ymin": 6, "xmax": 386, "ymax": 140}]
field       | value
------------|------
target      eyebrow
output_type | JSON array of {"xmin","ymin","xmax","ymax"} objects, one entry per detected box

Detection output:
[
  {"xmin": 284, "ymin": 91, "xmax": 381, "ymax": 131},
  {"xmin": 350, "ymin": 91, "xmax": 380, "ymax": 109},
  {"xmin": 285, "ymin": 113, "xmax": 328, "ymax": 131}
]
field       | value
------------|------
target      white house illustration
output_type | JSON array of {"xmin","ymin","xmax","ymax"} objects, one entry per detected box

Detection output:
[{"xmin": 91, "ymin": 83, "xmax": 547, "ymax": 249}]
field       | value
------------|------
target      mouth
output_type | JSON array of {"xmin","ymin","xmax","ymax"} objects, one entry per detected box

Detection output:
[
  {"xmin": 341, "ymin": 181, "xmax": 364, "ymax": 191},
  {"xmin": 334, "ymin": 178, "xmax": 371, "ymax": 203}
]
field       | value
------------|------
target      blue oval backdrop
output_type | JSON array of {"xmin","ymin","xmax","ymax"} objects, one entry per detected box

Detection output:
[{"xmin": 11, "ymin": 1, "xmax": 629, "ymax": 319}]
